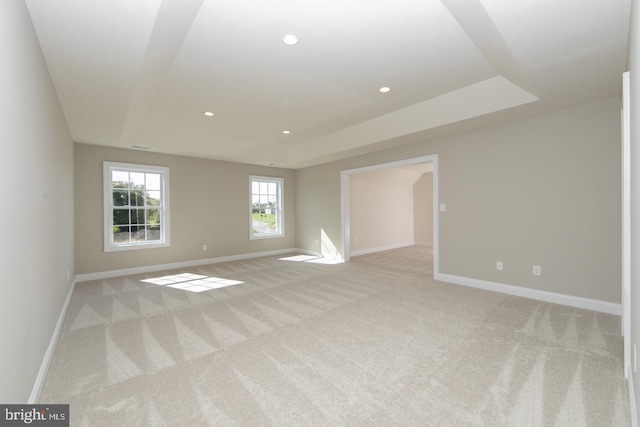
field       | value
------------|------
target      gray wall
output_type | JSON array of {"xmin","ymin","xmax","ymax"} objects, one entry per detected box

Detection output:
[
  {"xmin": 627, "ymin": 0, "xmax": 640, "ymax": 420},
  {"xmin": 75, "ymin": 144, "xmax": 296, "ymax": 275},
  {"xmin": 296, "ymin": 97, "xmax": 621, "ymax": 303},
  {"xmin": 0, "ymin": 1, "xmax": 75, "ymax": 402}
]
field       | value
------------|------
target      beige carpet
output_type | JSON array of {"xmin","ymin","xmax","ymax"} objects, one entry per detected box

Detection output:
[{"xmin": 40, "ymin": 246, "xmax": 630, "ymax": 426}]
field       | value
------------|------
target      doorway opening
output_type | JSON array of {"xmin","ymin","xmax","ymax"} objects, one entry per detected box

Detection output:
[{"xmin": 340, "ymin": 154, "xmax": 439, "ymax": 277}]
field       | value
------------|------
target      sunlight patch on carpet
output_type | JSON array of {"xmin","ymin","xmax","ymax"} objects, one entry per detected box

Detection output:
[
  {"xmin": 279, "ymin": 255, "xmax": 343, "ymax": 264},
  {"xmin": 142, "ymin": 273, "xmax": 244, "ymax": 293}
]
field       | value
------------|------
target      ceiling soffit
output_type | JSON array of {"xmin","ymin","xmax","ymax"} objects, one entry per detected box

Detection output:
[{"xmin": 24, "ymin": 0, "xmax": 629, "ymax": 168}]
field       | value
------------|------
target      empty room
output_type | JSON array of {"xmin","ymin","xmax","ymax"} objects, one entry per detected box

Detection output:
[{"xmin": 2, "ymin": 0, "xmax": 640, "ymax": 425}]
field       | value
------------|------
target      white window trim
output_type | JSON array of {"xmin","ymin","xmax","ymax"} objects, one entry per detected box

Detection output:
[
  {"xmin": 249, "ymin": 175, "xmax": 284, "ymax": 240},
  {"xmin": 103, "ymin": 161, "xmax": 170, "ymax": 252}
]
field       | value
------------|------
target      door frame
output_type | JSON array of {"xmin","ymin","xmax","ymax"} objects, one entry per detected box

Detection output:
[{"xmin": 622, "ymin": 71, "xmax": 631, "ymax": 378}]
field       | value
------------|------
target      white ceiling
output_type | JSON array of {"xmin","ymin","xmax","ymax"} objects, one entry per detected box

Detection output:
[{"xmin": 25, "ymin": 0, "xmax": 630, "ymax": 169}]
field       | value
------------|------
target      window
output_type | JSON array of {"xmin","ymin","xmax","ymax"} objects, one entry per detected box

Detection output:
[
  {"xmin": 103, "ymin": 161, "xmax": 170, "ymax": 252},
  {"xmin": 250, "ymin": 175, "xmax": 283, "ymax": 239}
]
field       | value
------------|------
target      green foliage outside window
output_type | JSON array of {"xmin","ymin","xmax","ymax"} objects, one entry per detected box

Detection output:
[{"xmin": 112, "ymin": 180, "xmax": 161, "ymax": 243}]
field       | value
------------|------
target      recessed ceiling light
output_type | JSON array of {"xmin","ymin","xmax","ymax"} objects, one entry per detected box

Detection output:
[
  {"xmin": 379, "ymin": 87, "xmax": 391, "ymax": 93},
  {"xmin": 203, "ymin": 111, "xmax": 214, "ymax": 117},
  {"xmin": 282, "ymin": 130, "xmax": 291, "ymax": 134},
  {"xmin": 282, "ymin": 34, "xmax": 298, "ymax": 46}
]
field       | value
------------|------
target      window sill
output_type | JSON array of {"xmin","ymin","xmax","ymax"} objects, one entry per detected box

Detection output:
[
  {"xmin": 250, "ymin": 233, "xmax": 284, "ymax": 240},
  {"xmin": 104, "ymin": 241, "xmax": 170, "ymax": 252}
]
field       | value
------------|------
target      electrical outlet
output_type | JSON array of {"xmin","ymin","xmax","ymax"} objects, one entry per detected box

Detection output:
[
  {"xmin": 202, "ymin": 244, "xmax": 208, "ymax": 251},
  {"xmin": 496, "ymin": 261, "xmax": 503, "ymax": 271},
  {"xmin": 532, "ymin": 265, "xmax": 542, "ymax": 276}
]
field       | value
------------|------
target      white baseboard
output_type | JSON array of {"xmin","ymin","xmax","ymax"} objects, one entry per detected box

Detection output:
[
  {"xmin": 350, "ymin": 241, "xmax": 414, "ymax": 257},
  {"xmin": 435, "ymin": 273, "xmax": 621, "ymax": 316},
  {"xmin": 630, "ymin": 371, "xmax": 638, "ymax": 427},
  {"xmin": 29, "ymin": 279, "xmax": 77, "ymax": 404},
  {"xmin": 76, "ymin": 248, "xmax": 300, "ymax": 282},
  {"xmin": 295, "ymin": 248, "xmax": 323, "ymax": 257}
]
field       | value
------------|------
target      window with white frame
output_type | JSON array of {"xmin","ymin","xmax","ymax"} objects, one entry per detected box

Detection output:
[
  {"xmin": 250, "ymin": 175, "xmax": 283, "ymax": 239},
  {"xmin": 103, "ymin": 161, "xmax": 170, "ymax": 252}
]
